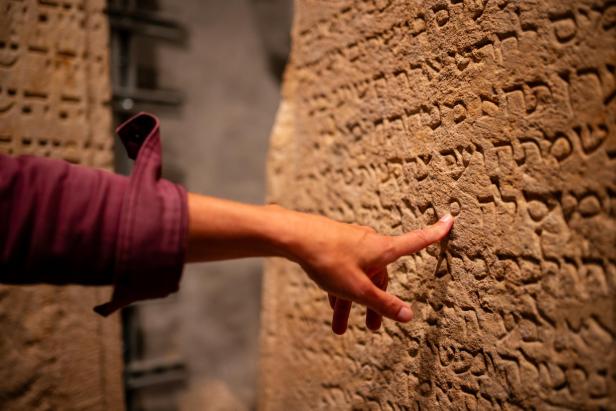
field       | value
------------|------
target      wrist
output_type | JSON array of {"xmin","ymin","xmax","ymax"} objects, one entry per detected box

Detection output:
[{"xmin": 261, "ymin": 204, "xmax": 305, "ymax": 262}]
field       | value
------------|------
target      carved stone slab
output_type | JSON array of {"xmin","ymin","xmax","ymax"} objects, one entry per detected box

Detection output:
[{"xmin": 260, "ymin": 0, "xmax": 616, "ymax": 409}]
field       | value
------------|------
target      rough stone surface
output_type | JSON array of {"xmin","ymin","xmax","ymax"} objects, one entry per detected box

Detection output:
[
  {"xmin": 0, "ymin": 1, "xmax": 123, "ymax": 410},
  {"xmin": 260, "ymin": 0, "xmax": 616, "ymax": 409}
]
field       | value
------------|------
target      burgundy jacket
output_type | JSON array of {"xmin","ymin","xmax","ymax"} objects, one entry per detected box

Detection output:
[{"xmin": 0, "ymin": 113, "xmax": 188, "ymax": 316}]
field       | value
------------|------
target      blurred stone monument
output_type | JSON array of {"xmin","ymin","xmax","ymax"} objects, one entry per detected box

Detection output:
[{"xmin": 0, "ymin": 1, "xmax": 123, "ymax": 410}]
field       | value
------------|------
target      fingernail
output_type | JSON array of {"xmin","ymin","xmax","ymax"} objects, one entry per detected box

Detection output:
[
  {"xmin": 439, "ymin": 213, "xmax": 453, "ymax": 224},
  {"xmin": 397, "ymin": 306, "xmax": 413, "ymax": 322}
]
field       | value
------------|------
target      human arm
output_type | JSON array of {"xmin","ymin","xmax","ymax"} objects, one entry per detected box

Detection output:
[
  {"xmin": 186, "ymin": 193, "xmax": 454, "ymax": 334},
  {"xmin": 0, "ymin": 151, "xmax": 451, "ymax": 329},
  {"xmin": 0, "ymin": 111, "xmax": 453, "ymax": 331}
]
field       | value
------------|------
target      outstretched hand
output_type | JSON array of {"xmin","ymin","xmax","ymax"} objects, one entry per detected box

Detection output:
[
  {"xmin": 185, "ymin": 194, "xmax": 453, "ymax": 335},
  {"xmin": 278, "ymin": 209, "xmax": 454, "ymax": 334}
]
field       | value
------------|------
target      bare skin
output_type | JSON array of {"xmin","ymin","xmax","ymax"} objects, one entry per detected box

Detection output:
[{"xmin": 186, "ymin": 193, "xmax": 454, "ymax": 335}]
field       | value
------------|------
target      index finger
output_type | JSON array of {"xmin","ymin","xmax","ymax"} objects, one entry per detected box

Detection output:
[{"xmin": 387, "ymin": 214, "xmax": 453, "ymax": 262}]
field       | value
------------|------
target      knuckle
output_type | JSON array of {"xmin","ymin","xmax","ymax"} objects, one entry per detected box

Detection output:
[
  {"xmin": 416, "ymin": 228, "xmax": 433, "ymax": 245},
  {"xmin": 380, "ymin": 237, "xmax": 398, "ymax": 263},
  {"xmin": 384, "ymin": 297, "xmax": 401, "ymax": 314},
  {"xmin": 356, "ymin": 280, "xmax": 376, "ymax": 301}
]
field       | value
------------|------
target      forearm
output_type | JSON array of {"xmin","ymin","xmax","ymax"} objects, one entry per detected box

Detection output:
[{"xmin": 186, "ymin": 193, "xmax": 296, "ymax": 262}]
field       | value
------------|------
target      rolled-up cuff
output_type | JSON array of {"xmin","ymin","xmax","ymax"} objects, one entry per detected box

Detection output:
[{"xmin": 94, "ymin": 112, "xmax": 188, "ymax": 316}]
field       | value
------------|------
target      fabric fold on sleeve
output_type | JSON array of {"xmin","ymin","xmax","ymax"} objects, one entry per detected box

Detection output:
[{"xmin": 94, "ymin": 112, "xmax": 188, "ymax": 316}]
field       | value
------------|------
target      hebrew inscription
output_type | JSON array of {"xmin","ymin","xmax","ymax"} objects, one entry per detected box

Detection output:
[
  {"xmin": 260, "ymin": 0, "xmax": 616, "ymax": 409},
  {"xmin": 0, "ymin": 0, "xmax": 113, "ymax": 167}
]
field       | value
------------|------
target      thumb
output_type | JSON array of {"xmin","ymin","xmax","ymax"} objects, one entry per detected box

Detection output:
[
  {"xmin": 387, "ymin": 213, "xmax": 453, "ymax": 262},
  {"xmin": 355, "ymin": 281, "xmax": 413, "ymax": 323}
]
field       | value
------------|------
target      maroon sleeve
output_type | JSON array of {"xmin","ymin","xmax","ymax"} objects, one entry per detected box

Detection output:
[{"xmin": 0, "ymin": 112, "xmax": 188, "ymax": 316}]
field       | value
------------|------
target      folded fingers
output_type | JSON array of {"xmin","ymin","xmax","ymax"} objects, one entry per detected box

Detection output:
[
  {"xmin": 332, "ymin": 298, "xmax": 352, "ymax": 335},
  {"xmin": 366, "ymin": 268, "xmax": 388, "ymax": 331}
]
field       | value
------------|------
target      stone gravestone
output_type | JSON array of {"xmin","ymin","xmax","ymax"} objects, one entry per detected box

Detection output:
[
  {"xmin": 260, "ymin": 0, "xmax": 616, "ymax": 409},
  {"xmin": 0, "ymin": 1, "xmax": 123, "ymax": 410}
]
